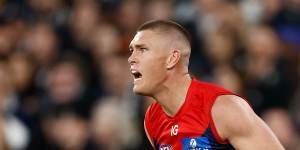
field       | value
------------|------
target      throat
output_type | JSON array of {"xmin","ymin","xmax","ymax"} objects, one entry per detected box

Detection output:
[
  {"xmin": 160, "ymin": 97, "xmax": 186, "ymax": 117},
  {"xmin": 155, "ymin": 76, "xmax": 192, "ymax": 117}
]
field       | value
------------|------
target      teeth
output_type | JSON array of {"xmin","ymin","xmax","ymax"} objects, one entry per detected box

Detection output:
[{"xmin": 131, "ymin": 70, "xmax": 141, "ymax": 79}]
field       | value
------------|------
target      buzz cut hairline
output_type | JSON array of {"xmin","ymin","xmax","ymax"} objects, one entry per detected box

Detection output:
[{"xmin": 137, "ymin": 20, "xmax": 191, "ymax": 47}]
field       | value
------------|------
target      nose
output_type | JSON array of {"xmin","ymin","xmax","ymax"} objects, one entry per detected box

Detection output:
[{"xmin": 128, "ymin": 51, "xmax": 137, "ymax": 65}]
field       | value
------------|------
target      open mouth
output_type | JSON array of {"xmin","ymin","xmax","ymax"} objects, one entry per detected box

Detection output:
[{"xmin": 131, "ymin": 70, "xmax": 142, "ymax": 80}]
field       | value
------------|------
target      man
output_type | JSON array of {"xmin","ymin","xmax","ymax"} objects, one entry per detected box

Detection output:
[{"xmin": 128, "ymin": 20, "xmax": 284, "ymax": 150}]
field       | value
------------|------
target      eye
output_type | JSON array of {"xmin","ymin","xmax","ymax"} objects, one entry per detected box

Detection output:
[
  {"xmin": 140, "ymin": 47, "xmax": 148, "ymax": 52},
  {"xmin": 129, "ymin": 47, "xmax": 133, "ymax": 53}
]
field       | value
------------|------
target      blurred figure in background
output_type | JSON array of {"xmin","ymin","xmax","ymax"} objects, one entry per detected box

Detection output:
[
  {"xmin": 90, "ymin": 24, "xmax": 122, "ymax": 61},
  {"xmin": 0, "ymin": 26, "xmax": 15, "ymax": 57},
  {"xmin": 90, "ymin": 23, "xmax": 144, "ymax": 143},
  {"xmin": 243, "ymin": 25, "xmax": 296, "ymax": 114},
  {"xmin": 41, "ymin": 110, "xmax": 90, "ymax": 150},
  {"xmin": 32, "ymin": 53, "xmax": 93, "ymax": 149},
  {"xmin": 22, "ymin": 22, "xmax": 59, "ymax": 69},
  {"xmin": 0, "ymin": 61, "xmax": 10, "ymax": 150},
  {"xmin": 203, "ymin": 28, "xmax": 236, "ymax": 67},
  {"xmin": 117, "ymin": 0, "xmax": 143, "ymax": 55},
  {"xmin": 26, "ymin": 0, "xmax": 68, "ymax": 25},
  {"xmin": 97, "ymin": 56, "xmax": 130, "ymax": 97},
  {"xmin": 212, "ymin": 65, "xmax": 243, "ymax": 94},
  {"xmin": 21, "ymin": 22, "xmax": 60, "ymax": 101},
  {"xmin": 69, "ymin": 0, "xmax": 101, "ymax": 51},
  {"xmin": 90, "ymin": 96, "xmax": 141, "ymax": 150},
  {"xmin": 143, "ymin": 0, "xmax": 173, "ymax": 21},
  {"xmin": 201, "ymin": 26, "xmax": 244, "ymax": 94},
  {"xmin": 0, "ymin": 0, "xmax": 298, "ymax": 149},
  {"xmin": 42, "ymin": 53, "xmax": 91, "ymax": 118},
  {"xmin": 262, "ymin": 108, "xmax": 300, "ymax": 150},
  {"xmin": 8, "ymin": 52, "xmax": 40, "ymax": 149},
  {"xmin": 0, "ymin": 121, "xmax": 9, "ymax": 150},
  {"xmin": 0, "ymin": 20, "xmax": 28, "ymax": 57},
  {"xmin": 0, "ymin": 61, "xmax": 30, "ymax": 150},
  {"xmin": 9, "ymin": 52, "xmax": 35, "ymax": 96}
]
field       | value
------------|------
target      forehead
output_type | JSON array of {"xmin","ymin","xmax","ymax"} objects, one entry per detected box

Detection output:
[{"xmin": 130, "ymin": 30, "xmax": 163, "ymax": 46}]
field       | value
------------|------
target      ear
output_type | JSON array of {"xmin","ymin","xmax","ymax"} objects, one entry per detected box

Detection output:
[{"xmin": 166, "ymin": 50, "xmax": 181, "ymax": 69}]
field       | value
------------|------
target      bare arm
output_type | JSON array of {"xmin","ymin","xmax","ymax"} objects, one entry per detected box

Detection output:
[{"xmin": 211, "ymin": 95, "xmax": 284, "ymax": 150}]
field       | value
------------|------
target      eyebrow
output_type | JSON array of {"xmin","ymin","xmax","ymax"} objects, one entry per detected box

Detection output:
[{"xmin": 129, "ymin": 43, "xmax": 147, "ymax": 49}]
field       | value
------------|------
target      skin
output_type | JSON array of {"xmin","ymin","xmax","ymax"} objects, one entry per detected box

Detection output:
[
  {"xmin": 128, "ymin": 29, "xmax": 191, "ymax": 116},
  {"xmin": 128, "ymin": 28, "xmax": 284, "ymax": 149},
  {"xmin": 212, "ymin": 95, "xmax": 284, "ymax": 149}
]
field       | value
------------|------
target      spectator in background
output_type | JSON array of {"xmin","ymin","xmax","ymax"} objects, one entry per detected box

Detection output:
[
  {"xmin": 46, "ymin": 59, "xmax": 84, "ymax": 104},
  {"xmin": 0, "ymin": 61, "xmax": 30, "ymax": 150},
  {"xmin": 0, "ymin": 26, "xmax": 15, "ymax": 57},
  {"xmin": 143, "ymin": 0, "xmax": 173, "ymax": 21},
  {"xmin": 89, "ymin": 21, "xmax": 150, "ymax": 150},
  {"xmin": 212, "ymin": 65, "xmax": 243, "ymax": 94},
  {"xmin": 90, "ymin": 96, "xmax": 141, "ymax": 150},
  {"xmin": 97, "ymin": 56, "xmax": 131, "ymax": 97},
  {"xmin": 27, "ymin": 0, "xmax": 68, "ymax": 25},
  {"xmin": 42, "ymin": 53, "xmax": 91, "ymax": 118},
  {"xmin": 69, "ymin": 0, "xmax": 101, "ymax": 51},
  {"xmin": 90, "ymin": 22, "xmax": 146, "ymax": 149},
  {"xmin": 117, "ymin": 0, "xmax": 143, "ymax": 54},
  {"xmin": 0, "ymin": 121, "xmax": 9, "ymax": 150},
  {"xmin": 89, "ymin": 23, "xmax": 123, "ymax": 98},
  {"xmin": 203, "ymin": 27, "xmax": 237, "ymax": 69},
  {"xmin": 193, "ymin": 0, "xmax": 245, "ymax": 35},
  {"xmin": 19, "ymin": 22, "xmax": 61, "ymax": 110},
  {"xmin": 117, "ymin": 0, "xmax": 142, "ymax": 35},
  {"xmin": 9, "ymin": 52, "xmax": 35, "ymax": 96},
  {"xmin": 243, "ymin": 25, "xmax": 296, "ymax": 113},
  {"xmin": 22, "ymin": 22, "xmax": 59, "ymax": 69},
  {"xmin": 200, "ymin": 26, "xmax": 244, "ymax": 94},
  {"xmin": 261, "ymin": 0, "xmax": 283, "ymax": 24},
  {"xmin": 90, "ymin": 23, "xmax": 122, "ymax": 63},
  {"xmin": 262, "ymin": 108, "xmax": 300, "ymax": 150},
  {"xmin": 0, "ymin": 62, "xmax": 9, "ymax": 150},
  {"xmin": 27, "ymin": 53, "xmax": 94, "ymax": 149},
  {"xmin": 0, "ymin": 0, "xmax": 298, "ymax": 149},
  {"xmin": 41, "ymin": 110, "xmax": 90, "ymax": 150},
  {"xmin": 63, "ymin": 1, "xmax": 102, "ymax": 98},
  {"xmin": 8, "ymin": 52, "xmax": 40, "ymax": 147}
]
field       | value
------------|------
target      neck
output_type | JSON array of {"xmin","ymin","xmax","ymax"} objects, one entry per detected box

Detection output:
[{"xmin": 153, "ymin": 72, "xmax": 192, "ymax": 117}]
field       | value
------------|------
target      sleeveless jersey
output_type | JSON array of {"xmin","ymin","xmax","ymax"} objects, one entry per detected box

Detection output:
[{"xmin": 144, "ymin": 79, "xmax": 240, "ymax": 150}]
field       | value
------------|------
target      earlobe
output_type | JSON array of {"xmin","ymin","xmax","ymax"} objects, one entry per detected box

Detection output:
[{"xmin": 166, "ymin": 50, "xmax": 180, "ymax": 69}]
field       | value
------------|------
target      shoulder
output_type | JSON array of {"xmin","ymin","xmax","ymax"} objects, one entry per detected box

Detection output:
[
  {"xmin": 192, "ymin": 79, "xmax": 232, "ymax": 95},
  {"xmin": 211, "ymin": 95, "xmax": 284, "ymax": 149},
  {"xmin": 211, "ymin": 95, "xmax": 255, "ymax": 140}
]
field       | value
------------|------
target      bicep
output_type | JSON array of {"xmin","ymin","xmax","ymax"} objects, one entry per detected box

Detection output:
[
  {"xmin": 212, "ymin": 95, "xmax": 284, "ymax": 150},
  {"xmin": 229, "ymin": 112, "xmax": 284, "ymax": 149}
]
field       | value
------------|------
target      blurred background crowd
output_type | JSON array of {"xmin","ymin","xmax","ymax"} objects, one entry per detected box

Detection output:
[{"xmin": 0, "ymin": 0, "xmax": 299, "ymax": 149}]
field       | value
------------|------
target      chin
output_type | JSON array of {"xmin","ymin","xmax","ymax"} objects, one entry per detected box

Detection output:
[
  {"xmin": 133, "ymin": 86, "xmax": 151, "ymax": 96},
  {"xmin": 133, "ymin": 88, "xmax": 145, "ymax": 95}
]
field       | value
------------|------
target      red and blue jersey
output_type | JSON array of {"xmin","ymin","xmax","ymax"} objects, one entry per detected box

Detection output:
[{"xmin": 144, "ymin": 79, "xmax": 241, "ymax": 150}]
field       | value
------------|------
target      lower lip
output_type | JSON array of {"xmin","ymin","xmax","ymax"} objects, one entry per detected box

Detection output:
[{"xmin": 134, "ymin": 78, "xmax": 142, "ymax": 84}]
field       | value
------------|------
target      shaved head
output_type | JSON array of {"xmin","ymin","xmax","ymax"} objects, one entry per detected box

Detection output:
[
  {"xmin": 128, "ymin": 20, "xmax": 192, "ymax": 95},
  {"xmin": 137, "ymin": 20, "xmax": 191, "ymax": 66}
]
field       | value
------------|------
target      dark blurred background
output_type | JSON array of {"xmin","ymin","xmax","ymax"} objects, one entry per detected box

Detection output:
[{"xmin": 0, "ymin": 0, "xmax": 299, "ymax": 149}]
